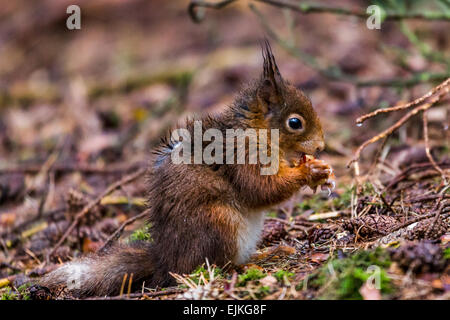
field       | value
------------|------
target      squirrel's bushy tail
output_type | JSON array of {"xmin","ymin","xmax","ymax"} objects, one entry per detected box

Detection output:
[{"xmin": 40, "ymin": 243, "xmax": 155, "ymax": 297}]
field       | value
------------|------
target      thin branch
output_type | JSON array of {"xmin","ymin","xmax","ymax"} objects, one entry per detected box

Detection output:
[
  {"xmin": 86, "ymin": 288, "xmax": 184, "ymax": 300},
  {"xmin": 249, "ymin": 4, "xmax": 450, "ymax": 88},
  {"xmin": 0, "ymin": 162, "xmax": 145, "ymax": 175},
  {"xmin": 387, "ymin": 209, "xmax": 449, "ymax": 235},
  {"xmin": 254, "ymin": 0, "xmax": 450, "ymax": 21},
  {"xmin": 356, "ymin": 78, "xmax": 450, "ymax": 124},
  {"xmin": 425, "ymin": 186, "xmax": 450, "ymax": 238},
  {"xmin": 349, "ymin": 92, "xmax": 447, "ymax": 166},
  {"xmin": 423, "ymin": 111, "xmax": 448, "ymax": 183},
  {"xmin": 98, "ymin": 208, "xmax": 150, "ymax": 253},
  {"xmin": 188, "ymin": 0, "xmax": 238, "ymax": 23},
  {"xmin": 354, "ymin": 73, "xmax": 450, "ymax": 88},
  {"xmin": 348, "ymin": 79, "xmax": 450, "ymax": 167},
  {"xmin": 385, "ymin": 160, "xmax": 450, "ymax": 190}
]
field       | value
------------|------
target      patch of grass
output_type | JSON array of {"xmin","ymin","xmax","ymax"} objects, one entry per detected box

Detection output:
[
  {"xmin": 128, "ymin": 223, "xmax": 152, "ymax": 243},
  {"xmin": 0, "ymin": 284, "xmax": 31, "ymax": 300},
  {"xmin": 296, "ymin": 194, "xmax": 329, "ymax": 213},
  {"xmin": 444, "ymin": 247, "xmax": 450, "ymax": 260},
  {"xmin": 1, "ymin": 287, "xmax": 17, "ymax": 300},
  {"xmin": 187, "ymin": 265, "xmax": 223, "ymax": 285},
  {"xmin": 310, "ymin": 248, "xmax": 393, "ymax": 299},
  {"xmin": 237, "ymin": 268, "xmax": 265, "ymax": 286},
  {"xmin": 266, "ymin": 211, "xmax": 278, "ymax": 218},
  {"xmin": 331, "ymin": 185, "xmax": 354, "ymax": 209},
  {"xmin": 256, "ymin": 285, "xmax": 271, "ymax": 298},
  {"xmin": 296, "ymin": 184, "xmax": 356, "ymax": 215}
]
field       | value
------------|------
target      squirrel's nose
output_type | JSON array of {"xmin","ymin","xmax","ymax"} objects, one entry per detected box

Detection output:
[{"xmin": 315, "ymin": 140, "xmax": 325, "ymax": 153}]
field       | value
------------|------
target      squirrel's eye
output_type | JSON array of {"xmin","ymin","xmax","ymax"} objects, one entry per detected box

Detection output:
[
  {"xmin": 288, "ymin": 118, "xmax": 302, "ymax": 130},
  {"xmin": 286, "ymin": 114, "xmax": 305, "ymax": 132}
]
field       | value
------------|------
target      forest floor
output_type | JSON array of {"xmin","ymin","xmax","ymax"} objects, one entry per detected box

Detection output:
[{"xmin": 0, "ymin": 0, "xmax": 449, "ymax": 300}]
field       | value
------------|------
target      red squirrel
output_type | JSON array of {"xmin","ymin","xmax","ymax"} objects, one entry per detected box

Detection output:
[{"xmin": 41, "ymin": 41, "xmax": 334, "ymax": 297}]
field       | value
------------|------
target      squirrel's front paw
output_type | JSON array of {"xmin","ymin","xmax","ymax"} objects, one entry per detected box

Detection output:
[{"xmin": 299, "ymin": 158, "xmax": 335, "ymax": 194}]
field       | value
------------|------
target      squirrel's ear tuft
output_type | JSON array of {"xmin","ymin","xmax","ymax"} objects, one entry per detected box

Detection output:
[{"xmin": 257, "ymin": 39, "xmax": 284, "ymax": 108}]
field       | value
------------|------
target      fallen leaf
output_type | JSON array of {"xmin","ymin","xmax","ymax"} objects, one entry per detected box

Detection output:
[
  {"xmin": 82, "ymin": 238, "xmax": 103, "ymax": 253},
  {"xmin": 0, "ymin": 212, "xmax": 16, "ymax": 227},
  {"xmin": 241, "ymin": 263, "xmax": 263, "ymax": 271},
  {"xmin": 431, "ymin": 279, "xmax": 443, "ymax": 290},
  {"xmin": 255, "ymin": 245, "xmax": 296, "ymax": 260},
  {"xmin": 310, "ymin": 252, "xmax": 330, "ymax": 263}
]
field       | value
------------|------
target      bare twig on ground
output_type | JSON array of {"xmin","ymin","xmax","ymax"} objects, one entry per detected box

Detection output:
[
  {"xmin": 0, "ymin": 162, "xmax": 145, "ymax": 175},
  {"xmin": 387, "ymin": 209, "xmax": 449, "ymax": 235},
  {"xmin": 98, "ymin": 208, "xmax": 150, "ymax": 253},
  {"xmin": 86, "ymin": 288, "xmax": 184, "ymax": 300},
  {"xmin": 47, "ymin": 167, "xmax": 147, "ymax": 260},
  {"xmin": 406, "ymin": 194, "xmax": 450, "ymax": 203},
  {"xmin": 423, "ymin": 111, "xmax": 448, "ymax": 183},
  {"xmin": 385, "ymin": 161, "xmax": 450, "ymax": 190},
  {"xmin": 425, "ymin": 185, "xmax": 450, "ymax": 238}
]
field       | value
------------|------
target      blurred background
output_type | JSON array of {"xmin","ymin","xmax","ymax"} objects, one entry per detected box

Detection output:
[
  {"xmin": 1, "ymin": 0, "xmax": 448, "ymax": 166},
  {"xmin": 0, "ymin": 0, "xmax": 449, "ymax": 295}
]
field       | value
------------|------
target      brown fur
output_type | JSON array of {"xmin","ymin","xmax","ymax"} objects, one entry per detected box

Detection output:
[{"xmin": 40, "ymin": 41, "xmax": 330, "ymax": 297}]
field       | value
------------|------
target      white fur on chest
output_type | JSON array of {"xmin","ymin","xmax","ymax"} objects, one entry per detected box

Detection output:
[{"xmin": 234, "ymin": 210, "xmax": 265, "ymax": 265}]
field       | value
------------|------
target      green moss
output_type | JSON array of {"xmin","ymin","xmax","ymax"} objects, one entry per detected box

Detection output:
[
  {"xmin": 128, "ymin": 223, "xmax": 152, "ymax": 243},
  {"xmin": 310, "ymin": 248, "xmax": 393, "ymax": 299},
  {"xmin": 331, "ymin": 185, "xmax": 354, "ymax": 209},
  {"xmin": 256, "ymin": 285, "xmax": 271, "ymax": 298},
  {"xmin": 0, "ymin": 283, "xmax": 31, "ymax": 300},
  {"xmin": 296, "ymin": 185, "xmax": 355, "ymax": 216},
  {"xmin": 1, "ymin": 287, "xmax": 17, "ymax": 300},
  {"xmin": 274, "ymin": 270, "xmax": 295, "ymax": 284},
  {"xmin": 266, "ymin": 211, "xmax": 278, "ymax": 218},
  {"xmin": 296, "ymin": 194, "xmax": 328, "ymax": 212},
  {"xmin": 444, "ymin": 248, "xmax": 450, "ymax": 260},
  {"xmin": 237, "ymin": 268, "xmax": 265, "ymax": 286}
]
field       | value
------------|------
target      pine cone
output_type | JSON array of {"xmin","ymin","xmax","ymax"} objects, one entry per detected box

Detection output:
[
  {"xmin": 335, "ymin": 231, "xmax": 356, "ymax": 245},
  {"xmin": 66, "ymin": 188, "xmax": 101, "ymax": 224},
  {"xmin": 342, "ymin": 215, "xmax": 398, "ymax": 240},
  {"xmin": 356, "ymin": 196, "xmax": 377, "ymax": 215},
  {"xmin": 390, "ymin": 241, "xmax": 446, "ymax": 273},
  {"xmin": 406, "ymin": 216, "xmax": 448, "ymax": 241},
  {"xmin": 308, "ymin": 225, "xmax": 338, "ymax": 244},
  {"xmin": 262, "ymin": 220, "xmax": 287, "ymax": 245},
  {"xmin": 66, "ymin": 188, "xmax": 87, "ymax": 213},
  {"xmin": 28, "ymin": 285, "xmax": 53, "ymax": 300}
]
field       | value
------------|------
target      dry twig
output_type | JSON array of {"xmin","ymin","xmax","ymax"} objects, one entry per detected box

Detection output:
[
  {"xmin": 254, "ymin": 0, "xmax": 450, "ymax": 21},
  {"xmin": 47, "ymin": 167, "xmax": 147, "ymax": 260},
  {"xmin": 348, "ymin": 78, "xmax": 450, "ymax": 168},
  {"xmin": 188, "ymin": 0, "xmax": 238, "ymax": 23},
  {"xmin": 188, "ymin": 0, "xmax": 450, "ymax": 22},
  {"xmin": 98, "ymin": 208, "xmax": 150, "ymax": 253}
]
